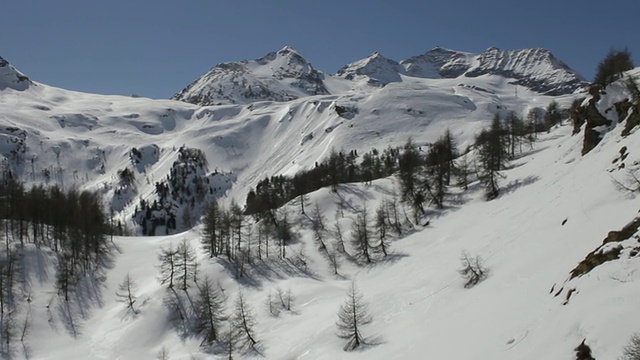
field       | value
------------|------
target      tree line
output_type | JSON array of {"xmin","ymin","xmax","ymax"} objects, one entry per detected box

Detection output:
[
  {"xmin": 244, "ymin": 146, "xmax": 401, "ymax": 215},
  {"xmin": 0, "ymin": 177, "xmax": 110, "ymax": 355}
]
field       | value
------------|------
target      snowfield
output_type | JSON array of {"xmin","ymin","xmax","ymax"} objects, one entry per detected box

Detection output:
[{"xmin": 1, "ymin": 53, "xmax": 639, "ymax": 359}]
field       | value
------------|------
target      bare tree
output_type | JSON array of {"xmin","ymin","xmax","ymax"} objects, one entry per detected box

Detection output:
[
  {"xmin": 350, "ymin": 203, "xmax": 373, "ymax": 263},
  {"xmin": 281, "ymin": 289, "xmax": 294, "ymax": 312},
  {"xmin": 264, "ymin": 290, "xmax": 280, "ymax": 317},
  {"xmin": 232, "ymin": 291, "xmax": 258, "ymax": 349},
  {"xmin": 193, "ymin": 276, "xmax": 226, "ymax": 346},
  {"xmin": 327, "ymin": 244, "xmax": 341, "ymax": 275},
  {"xmin": 158, "ymin": 244, "xmax": 178, "ymax": 289},
  {"xmin": 459, "ymin": 251, "xmax": 487, "ymax": 288},
  {"xmin": 156, "ymin": 346, "xmax": 170, "ymax": 360},
  {"xmin": 221, "ymin": 321, "xmax": 238, "ymax": 360},
  {"xmin": 116, "ymin": 273, "xmax": 139, "ymax": 314},
  {"xmin": 336, "ymin": 282, "xmax": 373, "ymax": 351},
  {"xmin": 374, "ymin": 202, "xmax": 389, "ymax": 257},
  {"xmin": 385, "ymin": 193, "xmax": 402, "ymax": 235},
  {"xmin": 333, "ymin": 210, "xmax": 345, "ymax": 253},
  {"xmin": 455, "ymin": 153, "xmax": 470, "ymax": 190},
  {"xmin": 176, "ymin": 239, "xmax": 197, "ymax": 291},
  {"xmin": 310, "ymin": 202, "xmax": 328, "ymax": 253}
]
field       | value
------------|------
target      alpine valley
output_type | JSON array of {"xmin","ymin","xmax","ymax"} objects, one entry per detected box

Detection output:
[{"xmin": 0, "ymin": 45, "xmax": 638, "ymax": 359}]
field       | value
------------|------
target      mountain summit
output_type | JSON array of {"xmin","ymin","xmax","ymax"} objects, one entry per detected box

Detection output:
[
  {"xmin": 0, "ymin": 55, "xmax": 32, "ymax": 91},
  {"xmin": 174, "ymin": 46, "xmax": 586, "ymax": 106},
  {"xmin": 172, "ymin": 46, "xmax": 329, "ymax": 105},
  {"xmin": 336, "ymin": 51, "xmax": 403, "ymax": 86}
]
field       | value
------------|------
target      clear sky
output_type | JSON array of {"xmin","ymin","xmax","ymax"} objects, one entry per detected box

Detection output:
[{"xmin": 1, "ymin": 0, "xmax": 638, "ymax": 99}]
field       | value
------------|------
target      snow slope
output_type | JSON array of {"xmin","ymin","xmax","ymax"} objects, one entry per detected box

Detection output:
[
  {"xmin": 2, "ymin": 56, "xmax": 639, "ymax": 359},
  {"xmin": 24, "ymin": 104, "xmax": 640, "ymax": 360},
  {"xmin": 0, "ymin": 54, "xmax": 577, "ymax": 234}
]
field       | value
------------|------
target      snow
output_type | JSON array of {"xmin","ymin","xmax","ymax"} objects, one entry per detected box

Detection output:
[{"xmin": 1, "ymin": 53, "xmax": 639, "ymax": 359}]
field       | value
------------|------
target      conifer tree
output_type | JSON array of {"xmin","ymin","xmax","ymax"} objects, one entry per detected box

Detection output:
[
  {"xmin": 336, "ymin": 282, "xmax": 373, "ymax": 351},
  {"xmin": 350, "ymin": 204, "xmax": 373, "ymax": 263},
  {"xmin": 232, "ymin": 291, "xmax": 258, "ymax": 349},
  {"xmin": 158, "ymin": 244, "xmax": 179, "ymax": 289},
  {"xmin": 116, "ymin": 273, "xmax": 139, "ymax": 314},
  {"xmin": 194, "ymin": 277, "xmax": 227, "ymax": 345},
  {"xmin": 476, "ymin": 114, "xmax": 509, "ymax": 200}
]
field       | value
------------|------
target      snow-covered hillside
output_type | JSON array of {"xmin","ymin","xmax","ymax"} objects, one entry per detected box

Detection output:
[
  {"xmin": 0, "ymin": 53, "xmax": 578, "ymax": 235},
  {"xmin": 2, "ymin": 51, "xmax": 640, "ymax": 359}
]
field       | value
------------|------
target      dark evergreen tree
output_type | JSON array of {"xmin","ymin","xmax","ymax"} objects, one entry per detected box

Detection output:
[
  {"xmin": 202, "ymin": 200, "xmax": 220, "ymax": 257},
  {"xmin": 544, "ymin": 100, "xmax": 563, "ymax": 130},
  {"xmin": 594, "ymin": 48, "xmax": 634, "ymax": 87},
  {"xmin": 476, "ymin": 114, "xmax": 509, "ymax": 200},
  {"xmin": 621, "ymin": 333, "xmax": 640, "ymax": 360},
  {"xmin": 398, "ymin": 138, "xmax": 424, "ymax": 218}
]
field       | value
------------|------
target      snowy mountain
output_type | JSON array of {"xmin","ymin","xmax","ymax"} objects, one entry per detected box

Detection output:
[
  {"xmin": 174, "ymin": 46, "xmax": 586, "ymax": 107},
  {"xmin": 0, "ymin": 55, "xmax": 31, "ymax": 91},
  {"xmin": 335, "ymin": 51, "xmax": 404, "ymax": 86},
  {"xmin": 401, "ymin": 46, "xmax": 475, "ymax": 78},
  {"xmin": 172, "ymin": 46, "xmax": 330, "ymax": 105},
  {"xmin": 402, "ymin": 46, "xmax": 587, "ymax": 95},
  {"xmin": 3, "ymin": 50, "xmax": 640, "ymax": 360}
]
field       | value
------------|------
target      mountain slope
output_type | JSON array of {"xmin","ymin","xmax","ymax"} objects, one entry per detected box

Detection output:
[
  {"xmin": 21, "ymin": 88, "xmax": 640, "ymax": 359},
  {"xmin": 0, "ymin": 54, "xmax": 579, "ymax": 236},
  {"xmin": 5, "ymin": 55, "xmax": 640, "ymax": 360}
]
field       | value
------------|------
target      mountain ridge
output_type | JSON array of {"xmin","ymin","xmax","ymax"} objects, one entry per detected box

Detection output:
[{"xmin": 173, "ymin": 46, "xmax": 587, "ymax": 106}]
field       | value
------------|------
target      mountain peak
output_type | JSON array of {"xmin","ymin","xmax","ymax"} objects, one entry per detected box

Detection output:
[
  {"xmin": 336, "ymin": 52, "xmax": 402, "ymax": 86},
  {"xmin": 466, "ymin": 47, "xmax": 587, "ymax": 94},
  {"xmin": 172, "ymin": 47, "xmax": 328, "ymax": 105},
  {"xmin": 400, "ymin": 46, "xmax": 586, "ymax": 94},
  {"xmin": 0, "ymin": 55, "xmax": 32, "ymax": 91},
  {"xmin": 277, "ymin": 45, "xmax": 299, "ymax": 55}
]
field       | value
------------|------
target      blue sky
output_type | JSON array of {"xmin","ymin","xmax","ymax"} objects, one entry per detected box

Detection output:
[{"xmin": 1, "ymin": 0, "xmax": 638, "ymax": 98}]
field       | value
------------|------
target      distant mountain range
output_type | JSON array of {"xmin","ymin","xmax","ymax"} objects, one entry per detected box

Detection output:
[{"xmin": 173, "ymin": 46, "xmax": 587, "ymax": 106}]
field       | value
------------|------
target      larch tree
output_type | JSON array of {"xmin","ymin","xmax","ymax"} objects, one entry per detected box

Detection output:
[
  {"xmin": 232, "ymin": 291, "xmax": 258, "ymax": 349},
  {"xmin": 194, "ymin": 276, "xmax": 227, "ymax": 346},
  {"xmin": 476, "ymin": 114, "xmax": 509, "ymax": 200},
  {"xmin": 201, "ymin": 200, "xmax": 220, "ymax": 258},
  {"xmin": 336, "ymin": 282, "xmax": 373, "ymax": 351},
  {"xmin": 158, "ymin": 244, "xmax": 179, "ymax": 289},
  {"xmin": 176, "ymin": 239, "xmax": 198, "ymax": 291},
  {"xmin": 116, "ymin": 273, "xmax": 139, "ymax": 314},
  {"xmin": 350, "ymin": 203, "xmax": 373, "ymax": 264}
]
